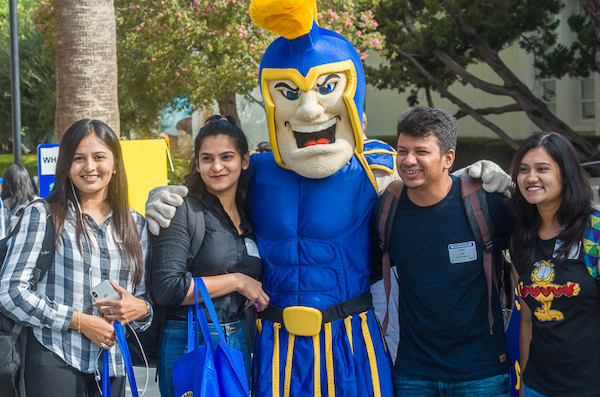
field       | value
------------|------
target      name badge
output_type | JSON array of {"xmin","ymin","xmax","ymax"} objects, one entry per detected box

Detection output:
[
  {"xmin": 245, "ymin": 238, "xmax": 261, "ymax": 259},
  {"xmin": 553, "ymin": 240, "xmax": 581, "ymax": 260},
  {"xmin": 448, "ymin": 241, "xmax": 477, "ymax": 264}
]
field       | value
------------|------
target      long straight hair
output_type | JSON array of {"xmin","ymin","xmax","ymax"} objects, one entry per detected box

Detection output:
[
  {"xmin": 184, "ymin": 115, "xmax": 250, "ymax": 212},
  {"xmin": 510, "ymin": 132, "xmax": 594, "ymax": 273},
  {"xmin": 45, "ymin": 119, "xmax": 144, "ymax": 286}
]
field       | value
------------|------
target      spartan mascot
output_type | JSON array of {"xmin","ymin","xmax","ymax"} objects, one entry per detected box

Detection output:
[{"xmin": 146, "ymin": 1, "xmax": 510, "ymax": 395}]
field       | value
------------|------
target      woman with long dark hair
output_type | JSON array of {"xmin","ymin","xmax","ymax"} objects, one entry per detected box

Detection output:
[
  {"xmin": 1, "ymin": 164, "xmax": 37, "ymax": 234},
  {"xmin": 151, "ymin": 115, "xmax": 269, "ymax": 397},
  {"xmin": 0, "ymin": 119, "xmax": 152, "ymax": 397},
  {"xmin": 510, "ymin": 132, "xmax": 600, "ymax": 397}
]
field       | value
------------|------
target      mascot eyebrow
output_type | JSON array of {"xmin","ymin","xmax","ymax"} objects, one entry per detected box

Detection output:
[
  {"xmin": 274, "ymin": 82, "xmax": 299, "ymax": 92},
  {"xmin": 317, "ymin": 74, "xmax": 340, "ymax": 87}
]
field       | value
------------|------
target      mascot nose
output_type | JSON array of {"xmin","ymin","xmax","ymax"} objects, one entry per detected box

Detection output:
[{"xmin": 296, "ymin": 90, "xmax": 322, "ymax": 121}]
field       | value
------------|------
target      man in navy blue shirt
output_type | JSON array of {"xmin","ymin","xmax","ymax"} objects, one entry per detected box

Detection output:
[{"xmin": 372, "ymin": 107, "xmax": 514, "ymax": 397}]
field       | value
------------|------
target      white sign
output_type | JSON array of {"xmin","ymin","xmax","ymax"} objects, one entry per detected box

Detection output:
[{"xmin": 39, "ymin": 146, "xmax": 59, "ymax": 175}]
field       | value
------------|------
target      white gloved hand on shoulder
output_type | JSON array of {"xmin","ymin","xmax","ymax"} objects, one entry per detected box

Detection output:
[
  {"xmin": 465, "ymin": 160, "xmax": 512, "ymax": 195},
  {"xmin": 145, "ymin": 185, "xmax": 189, "ymax": 236}
]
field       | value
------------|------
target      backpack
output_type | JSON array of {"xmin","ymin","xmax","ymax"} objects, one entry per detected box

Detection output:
[
  {"xmin": 583, "ymin": 211, "xmax": 600, "ymax": 285},
  {"xmin": 375, "ymin": 175, "xmax": 514, "ymax": 336},
  {"xmin": 128, "ymin": 195, "xmax": 206, "ymax": 368},
  {"xmin": 0, "ymin": 203, "xmax": 54, "ymax": 397}
]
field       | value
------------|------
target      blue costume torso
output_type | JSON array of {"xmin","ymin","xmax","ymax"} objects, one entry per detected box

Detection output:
[
  {"xmin": 248, "ymin": 152, "xmax": 375, "ymax": 310},
  {"xmin": 247, "ymin": 143, "xmax": 395, "ymax": 397}
]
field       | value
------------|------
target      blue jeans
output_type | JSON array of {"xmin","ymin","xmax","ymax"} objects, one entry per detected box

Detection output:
[
  {"xmin": 394, "ymin": 372, "xmax": 510, "ymax": 397},
  {"xmin": 523, "ymin": 384, "xmax": 549, "ymax": 397},
  {"xmin": 158, "ymin": 319, "xmax": 251, "ymax": 397}
]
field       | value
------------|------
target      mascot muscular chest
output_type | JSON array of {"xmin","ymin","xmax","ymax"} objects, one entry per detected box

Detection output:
[{"xmin": 248, "ymin": 152, "xmax": 376, "ymax": 310}]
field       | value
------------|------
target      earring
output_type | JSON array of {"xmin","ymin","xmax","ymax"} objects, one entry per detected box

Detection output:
[{"xmin": 113, "ymin": 170, "xmax": 116, "ymax": 175}]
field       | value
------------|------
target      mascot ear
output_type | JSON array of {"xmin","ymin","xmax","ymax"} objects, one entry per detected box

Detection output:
[{"xmin": 250, "ymin": 0, "xmax": 316, "ymax": 39}]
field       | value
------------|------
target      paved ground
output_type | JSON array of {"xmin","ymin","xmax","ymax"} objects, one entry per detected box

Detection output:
[{"xmin": 126, "ymin": 367, "xmax": 160, "ymax": 397}]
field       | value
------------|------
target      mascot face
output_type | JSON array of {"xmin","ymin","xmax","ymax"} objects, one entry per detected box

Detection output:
[
  {"xmin": 261, "ymin": 59, "xmax": 363, "ymax": 179},
  {"xmin": 267, "ymin": 70, "xmax": 355, "ymax": 178}
]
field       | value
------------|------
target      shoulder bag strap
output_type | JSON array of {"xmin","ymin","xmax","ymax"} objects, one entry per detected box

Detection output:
[
  {"xmin": 460, "ymin": 175, "xmax": 495, "ymax": 334},
  {"xmin": 185, "ymin": 197, "xmax": 206, "ymax": 267},
  {"xmin": 378, "ymin": 180, "xmax": 404, "ymax": 335}
]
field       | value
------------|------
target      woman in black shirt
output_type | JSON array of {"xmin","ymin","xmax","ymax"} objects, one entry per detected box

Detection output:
[
  {"xmin": 510, "ymin": 132, "xmax": 600, "ymax": 397},
  {"xmin": 151, "ymin": 115, "xmax": 269, "ymax": 397}
]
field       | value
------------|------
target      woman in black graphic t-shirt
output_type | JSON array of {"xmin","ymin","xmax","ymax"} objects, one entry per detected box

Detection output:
[{"xmin": 510, "ymin": 132, "xmax": 600, "ymax": 397}]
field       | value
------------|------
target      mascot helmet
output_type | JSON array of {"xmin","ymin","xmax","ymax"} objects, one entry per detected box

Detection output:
[{"xmin": 250, "ymin": 0, "xmax": 366, "ymax": 170}]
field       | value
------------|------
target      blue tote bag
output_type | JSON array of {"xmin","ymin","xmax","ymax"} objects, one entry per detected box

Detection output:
[
  {"xmin": 173, "ymin": 277, "xmax": 249, "ymax": 397},
  {"xmin": 102, "ymin": 322, "xmax": 140, "ymax": 397}
]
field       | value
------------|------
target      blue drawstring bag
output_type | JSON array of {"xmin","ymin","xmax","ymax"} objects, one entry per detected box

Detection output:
[
  {"xmin": 102, "ymin": 322, "xmax": 140, "ymax": 397},
  {"xmin": 173, "ymin": 277, "xmax": 249, "ymax": 397}
]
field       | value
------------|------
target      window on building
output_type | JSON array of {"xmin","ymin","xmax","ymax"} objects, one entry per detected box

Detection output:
[
  {"xmin": 541, "ymin": 79, "xmax": 557, "ymax": 115},
  {"xmin": 580, "ymin": 77, "xmax": 595, "ymax": 120}
]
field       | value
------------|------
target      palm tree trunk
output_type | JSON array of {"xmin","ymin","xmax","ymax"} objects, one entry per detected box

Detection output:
[{"xmin": 54, "ymin": 0, "xmax": 119, "ymax": 141}]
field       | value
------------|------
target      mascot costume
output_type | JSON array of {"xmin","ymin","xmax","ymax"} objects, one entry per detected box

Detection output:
[
  {"xmin": 146, "ymin": 0, "xmax": 511, "ymax": 395},
  {"xmin": 246, "ymin": 1, "xmax": 396, "ymax": 396}
]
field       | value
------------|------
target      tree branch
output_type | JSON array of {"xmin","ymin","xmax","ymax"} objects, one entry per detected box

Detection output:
[
  {"xmin": 245, "ymin": 93, "xmax": 265, "ymax": 109},
  {"xmin": 432, "ymin": 49, "xmax": 512, "ymax": 96},
  {"xmin": 454, "ymin": 103, "xmax": 522, "ymax": 119},
  {"xmin": 390, "ymin": 43, "xmax": 519, "ymax": 150}
]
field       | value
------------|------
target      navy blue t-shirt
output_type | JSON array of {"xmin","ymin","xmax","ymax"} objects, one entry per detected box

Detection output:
[{"xmin": 389, "ymin": 175, "xmax": 514, "ymax": 381}]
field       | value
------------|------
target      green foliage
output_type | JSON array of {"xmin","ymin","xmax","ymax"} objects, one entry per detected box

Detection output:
[
  {"xmin": 167, "ymin": 155, "xmax": 192, "ymax": 185},
  {"xmin": 0, "ymin": 0, "xmax": 55, "ymax": 152},
  {"xmin": 0, "ymin": 154, "xmax": 39, "ymax": 178},
  {"xmin": 535, "ymin": 12, "xmax": 597, "ymax": 79},
  {"xmin": 32, "ymin": 0, "xmax": 384, "ymax": 136},
  {"xmin": 367, "ymin": 0, "xmax": 565, "ymax": 104}
]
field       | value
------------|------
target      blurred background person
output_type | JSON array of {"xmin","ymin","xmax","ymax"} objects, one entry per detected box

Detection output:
[
  {"xmin": 1, "ymin": 164, "xmax": 37, "ymax": 235},
  {"xmin": 256, "ymin": 141, "xmax": 271, "ymax": 153}
]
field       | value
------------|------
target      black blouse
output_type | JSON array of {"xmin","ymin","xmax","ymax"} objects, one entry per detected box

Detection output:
[{"xmin": 151, "ymin": 193, "xmax": 262, "ymax": 323}]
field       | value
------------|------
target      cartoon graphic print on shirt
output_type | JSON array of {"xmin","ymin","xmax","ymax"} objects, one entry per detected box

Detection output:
[{"xmin": 519, "ymin": 261, "xmax": 580, "ymax": 322}]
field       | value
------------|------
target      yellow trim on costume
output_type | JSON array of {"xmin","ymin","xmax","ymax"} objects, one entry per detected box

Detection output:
[
  {"xmin": 325, "ymin": 324, "xmax": 335, "ymax": 397},
  {"xmin": 313, "ymin": 334, "xmax": 322, "ymax": 397},
  {"xmin": 363, "ymin": 149, "xmax": 397, "ymax": 156},
  {"xmin": 369, "ymin": 164, "xmax": 395, "ymax": 175},
  {"xmin": 355, "ymin": 152, "xmax": 378, "ymax": 192},
  {"xmin": 273, "ymin": 323, "xmax": 282, "ymax": 397},
  {"xmin": 283, "ymin": 334, "xmax": 296, "ymax": 397},
  {"xmin": 256, "ymin": 319, "xmax": 263, "ymax": 334},
  {"xmin": 359, "ymin": 312, "xmax": 381, "ymax": 397},
  {"xmin": 344, "ymin": 315, "xmax": 354, "ymax": 355},
  {"xmin": 261, "ymin": 60, "xmax": 363, "ymax": 169}
]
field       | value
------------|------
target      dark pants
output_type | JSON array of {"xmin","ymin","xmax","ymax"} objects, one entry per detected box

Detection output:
[{"xmin": 24, "ymin": 328, "xmax": 125, "ymax": 397}]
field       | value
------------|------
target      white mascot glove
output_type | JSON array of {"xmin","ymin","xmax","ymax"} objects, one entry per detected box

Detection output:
[
  {"xmin": 145, "ymin": 185, "xmax": 189, "ymax": 236},
  {"xmin": 465, "ymin": 160, "xmax": 512, "ymax": 195}
]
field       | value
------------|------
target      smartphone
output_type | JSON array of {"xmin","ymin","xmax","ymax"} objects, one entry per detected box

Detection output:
[{"xmin": 90, "ymin": 280, "xmax": 121, "ymax": 302}]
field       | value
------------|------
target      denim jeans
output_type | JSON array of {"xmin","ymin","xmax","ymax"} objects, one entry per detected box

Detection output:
[
  {"xmin": 158, "ymin": 319, "xmax": 251, "ymax": 397},
  {"xmin": 394, "ymin": 372, "xmax": 510, "ymax": 397},
  {"xmin": 523, "ymin": 383, "xmax": 549, "ymax": 397}
]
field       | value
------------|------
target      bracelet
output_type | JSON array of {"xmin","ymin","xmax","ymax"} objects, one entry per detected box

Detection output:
[{"xmin": 77, "ymin": 312, "xmax": 81, "ymax": 333}]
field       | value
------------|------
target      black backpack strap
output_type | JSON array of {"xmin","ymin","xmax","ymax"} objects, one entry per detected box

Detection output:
[
  {"xmin": 459, "ymin": 175, "xmax": 496, "ymax": 334},
  {"xmin": 377, "ymin": 180, "xmax": 404, "ymax": 335},
  {"xmin": 30, "ymin": 203, "xmax": 55, "ymax": 292},
  {"xmin": 184, "ymin": 197, "xmax": 206, "ymax": 264}
]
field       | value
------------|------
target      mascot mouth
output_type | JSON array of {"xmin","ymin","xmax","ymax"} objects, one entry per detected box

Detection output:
[{"xmin": 290, "ymin": 117, "xmax": 339, "ymax": 148}]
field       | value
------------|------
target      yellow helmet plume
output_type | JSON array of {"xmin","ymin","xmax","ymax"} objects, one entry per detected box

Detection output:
[{"xmin": 249, "ymin": 0, "xmax": 317, "ymax": 40}]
